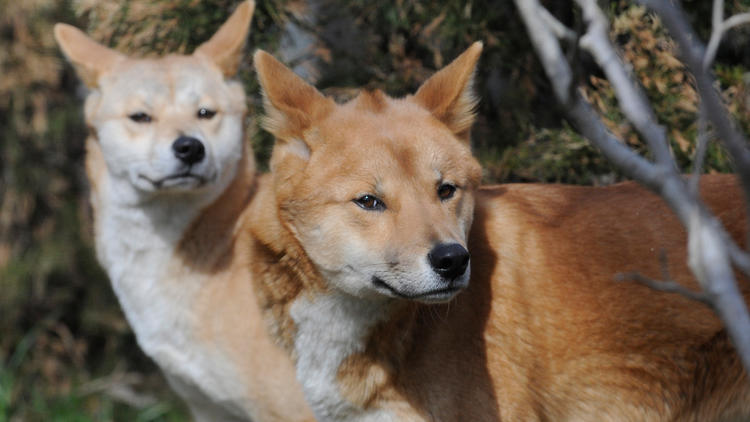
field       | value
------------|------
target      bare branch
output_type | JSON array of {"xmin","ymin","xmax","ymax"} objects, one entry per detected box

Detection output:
[
  {"xmin": 705, "ymin": 33, "xmax": 723, "ymax": 71},
  {"xmin": 514, "ymin": 0, "xmax": 664, "ymax": 191},
  {"xmin": 712, "ymin": 0, "xmax": 724, "ymax": 37},
  {"xmin": 538, "ymin": 7, "xmax": 578, "ymax": 42},
  {"xmin": 686, "ymin": 211, "xmax": 750, "ymax": 367},
  {"xmin": 639, "ymin": 0, "xmax": 750, "ymax": 215},
  {"xmin": 576, "ymin": 0, "xmax": 675, "ymax": 168},
  {"xmin": 723, "ymin": 13, "xmax": 750, "ymax": 31},
  {"xmin": 689, "ymin": 106, "xmax": 710, "ymax": 195},
  {"xmin": 705, "ymin": 4, "xmax": 750, "ymax": 69},
  {"xmin": 515, "ymin": 0, "xmax": 750, "ymax": 372},
  {"xmin": 513, "ymin": 0, "xmax": 574, "ymax": 105},
  {"xmin": 516, "ymin": 0, "xmax": 694, "ymax": 222},
  {"xmin": 615, "ymin": 272, "xmax": 713, "ymax": 306},
  {"xmin": 616, "ymin": 248, "xmax": 714, "ymax": 307}
]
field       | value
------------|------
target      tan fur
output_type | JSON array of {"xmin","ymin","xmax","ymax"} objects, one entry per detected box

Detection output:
[
  {"xmin": 55, "ymin": 3, "xmax": 314, "ymax": 421},
  {"xmin": 333, "ymin": 179, "xmax": 750, "ymax": 421},
  {"xmin": 252, "ymin": 43, "xmax": 750, "ymax": 421}
]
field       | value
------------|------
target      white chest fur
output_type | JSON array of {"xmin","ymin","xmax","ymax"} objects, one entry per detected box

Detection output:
[
  {"xmin": 290, "ymin": 292, "xmax": 397, "ymax": 422},
  {"xmin": 95, "ymin": 181, "xmax": 202, "ymax": 355},
  {"xmin": 93, "ymin": 178, "xmax": 249, "ymax": 420}
]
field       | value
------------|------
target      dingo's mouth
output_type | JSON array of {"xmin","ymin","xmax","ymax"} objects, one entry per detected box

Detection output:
[
  {"xmin": 371, "ymin": 276, "xmax": 466, "ymax": 303},
  {"xmin": 138, "ymin": 173, "xmax": 210, "ymax": 189}
]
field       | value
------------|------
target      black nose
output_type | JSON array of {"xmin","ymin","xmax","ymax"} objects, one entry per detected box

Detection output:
[
  {"xmin": 172, "ymin": 136, "xmax": 205, "ymax": 165},
  {"xmin": 428, "ymin": 243, "xmax": 470, "ymax": 280}
]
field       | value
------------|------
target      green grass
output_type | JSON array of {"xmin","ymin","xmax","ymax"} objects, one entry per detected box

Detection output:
[
  {"xmin": 0, "ymin": 367, "xmax": 187, "ymax": 422},
  {"xmin": 0, "ymin": 326, "xmax": 188, "ymax": 422}
]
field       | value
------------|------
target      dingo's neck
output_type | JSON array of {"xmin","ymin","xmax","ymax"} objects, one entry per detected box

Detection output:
[
  {"xmin": 87, "ymin": 137, "xmax": 315, "ymax": 420},
  {"xmin": 86, "ymin": 136, "xmax": 250, "ymax": 358},
  {"xmin": 248, "ymin": 184, "xmax": 504, "ymax": 421},
  {"xmin": 248, "ymin": 185, "xmax": 416, "ymax": 421},
  {"xmin": 289, "ymin": 292, "xmax": 395, "ymax": 421}
]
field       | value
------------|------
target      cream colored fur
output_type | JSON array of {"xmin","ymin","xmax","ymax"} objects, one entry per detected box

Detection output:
[{"xmin": 54, "ymin": 3, "xmax": 314, "ymax": 421}]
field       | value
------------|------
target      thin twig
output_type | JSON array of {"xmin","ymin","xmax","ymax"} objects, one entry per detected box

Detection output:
[
  {"xmin": 705, "ymin": 5, "xmax": 750, "ymax": 69},
  {"xmin": 79, "ymin": 369, "xmax": 157, "ymax": 409},
  {"xmin": 723, "ymin": 13, "xmax": 750, "ymax": 32},
  {"xmin": 615, "ymin": 272, "xmax": 713, "ymax": 307}
]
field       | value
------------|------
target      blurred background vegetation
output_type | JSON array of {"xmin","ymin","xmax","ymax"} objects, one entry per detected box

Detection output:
[{"xmin": 1, "ymin": 0, "xmax": 748, "ymax": 420}]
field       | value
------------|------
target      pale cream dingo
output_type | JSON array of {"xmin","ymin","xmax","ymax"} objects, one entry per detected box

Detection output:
[
  {"xmin": 249, "ymin": 43, "xmax": 750, "ymax": 421},
  {"xmin": 54, "ymin": 2, "xmax": 314, "ymax": 421}
]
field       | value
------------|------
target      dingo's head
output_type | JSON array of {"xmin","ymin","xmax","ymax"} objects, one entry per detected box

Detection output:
[
  {"xmin": 54, "ymin": 1, "xmax": 254, "ymax": 203},
  {"xmin": 255, "ymin": 44, "xmax": 483, "ymax": 303}
]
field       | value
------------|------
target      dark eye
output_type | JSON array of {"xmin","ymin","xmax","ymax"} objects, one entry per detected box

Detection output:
[
  {"xmin": 197, "ymin": 108, "xmax": 217, "ymax": 119},
  {"xmin": 354, "ymin": 194, "xmax": 386, "ymax": 211},
  {"xmin": 437, "ymin": 183, "xmax": 456, "ymax": 201},
  {"xmin": 128, "ymin": 112, "xmax": 152, "ymax": 123}
]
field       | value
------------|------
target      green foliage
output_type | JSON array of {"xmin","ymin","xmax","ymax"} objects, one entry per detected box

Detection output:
[
  {"xmin": 0, "ymin": 322, "xmax": 189, "ymax": 421},
  {"xmin": 579, "ymin": 4, "xmax": 740, "ymax": 176},
  {"xmin": 1, "ymin": 367, "xmax": 187, "ymax": 421},
  {"xmin": 490, "ymin": 124, "xmax": 621, "ymax": 185},
  {"xmin": 311, "ymin": 0, "xmax": 549, "ymax": 154}
]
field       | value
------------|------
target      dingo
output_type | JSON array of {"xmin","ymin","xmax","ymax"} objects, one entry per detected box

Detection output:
[
  {"xmin": 250, "ymin": 43, "xmax": 750, "ymax": 421},
  {"xmin": 54, "ymin": 2, "xmax": 313, "ymax": 420}
]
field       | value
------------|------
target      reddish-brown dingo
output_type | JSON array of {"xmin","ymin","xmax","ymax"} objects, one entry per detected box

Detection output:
[{"xmin": 249, "ymin": 43, "xmax": 749, "ymax": 421}]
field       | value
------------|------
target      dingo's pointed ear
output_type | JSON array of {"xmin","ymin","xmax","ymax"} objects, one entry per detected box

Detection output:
[
  {"xmin": 54, "ymin": 23, "xmax": 125, "ymax": 88},
  {"xmin": 195, "ymin": 0, "xmax": 255, "ymax": 77},
  {"xmin": 254, "ymin": 49, "xmax": 333, "ymax": 141},
  {"xmin": 414, "ymin": 41, "xmax": 483, "ymax": 143}
]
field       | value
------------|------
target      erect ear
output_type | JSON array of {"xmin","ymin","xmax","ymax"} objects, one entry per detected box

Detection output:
[
  {"xmin": 253, "ymin": 49, "xmax": 333, "ymax": 142},
  {"xmin": 414, "ymin": 41, "xmax": 483, "ymax": 143},
  {"xmin": 54, "ymin": 23, "xmax": 125, "ymax": 88},
  {"xmin": 194, "ymin": 0, "xmax": 255, "ymax": 77}
]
